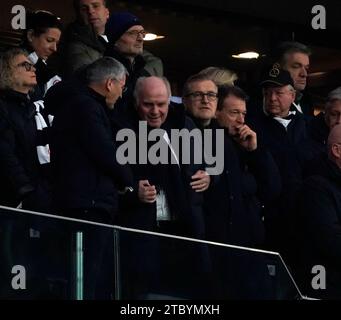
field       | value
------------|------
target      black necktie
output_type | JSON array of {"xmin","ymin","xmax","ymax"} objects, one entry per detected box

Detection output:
[
  {"xmin": 98, "ymin": 36, "xmax": 108, "ymax": 50},
  {"xmin": 282, "ymin": 113, "xmax": 296, "ymax": 120}
]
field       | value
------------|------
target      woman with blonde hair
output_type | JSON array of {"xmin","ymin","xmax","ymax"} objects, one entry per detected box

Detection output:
[{"xmin": 198, "ymin": 66, "xmax": 238, "ymax": 87}]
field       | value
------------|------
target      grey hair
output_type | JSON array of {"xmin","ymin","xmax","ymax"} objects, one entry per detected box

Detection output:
[
  {"xmin": 327, "ymin": 87, "xmax": 341, "ymax": 105},
  {"xmin": 0, "ymin": 47, "xmax": 29, "ymax": 90},
  {"xmin": 288, "ymin": 84, "xmax": 296, "ymax": 92},
  {"xmin": 84, "ymin": 57, "xmax": 127, "ymax": 84},
  {"xmin": 134, "ymin": 76, "xmax": 172, "ymax": 106}
]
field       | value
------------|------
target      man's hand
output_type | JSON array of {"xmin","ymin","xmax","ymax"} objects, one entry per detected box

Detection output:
[
  {"xmin": 190, "ymin": 170, "xmax": 211, "ymax": 192},
  {"xmin": 233, "ymin": 124, "xmax": 257, "ymax": 151},
  {"xmin": 138, "ymin": 180, "xmax": 157, "ymax": 203}
]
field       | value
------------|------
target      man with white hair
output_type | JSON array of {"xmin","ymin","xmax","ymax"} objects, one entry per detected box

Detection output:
[
  {"xmin": 50, "ymin": 56, "xmax": 134, "ymax": 299},
  {"xmin": 252, "ymin": 63, "xmax": 312, "ymax": 185},
  {"xmin": 118, "ymin": 76, "xmax": 209, "ymax": 237},
  {"xmin": 249, "ymin": 64, "xmax": 314, "ymax": 265},
  {"xmin": 51, "ymin": 56, "xmax": 133, "ymax": 222},
  {"xmin": 117, "ymin": 76, "xmax": 212, "ymax": 299},
  {"xmin": 308, "ymin": 86, "xmax": 341, "ymax": 156}
]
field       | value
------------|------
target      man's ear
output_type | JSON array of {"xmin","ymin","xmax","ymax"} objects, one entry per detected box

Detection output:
[
  {"xmin": 291, "ymin": 90, "xmax": 296, "ymax": 103},
  {"xmin": 182, "ymin": 97, "xmax": 188, "ymax": 109},
  {"xmin": 105, "ymin": 78, "xmax": 112, "ymax": 91},
  {"xmin": 215, "ymin": 110, "xmax": 223, "ymax": 125},
  {"xmin": 331, "ymin": 144, "xmax": 341, "ymax": 159}
]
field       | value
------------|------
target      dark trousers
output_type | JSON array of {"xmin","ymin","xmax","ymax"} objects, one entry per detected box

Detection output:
[{"xmin": 61, "ymin": 208, "xmax": 115, "ymax": 300}]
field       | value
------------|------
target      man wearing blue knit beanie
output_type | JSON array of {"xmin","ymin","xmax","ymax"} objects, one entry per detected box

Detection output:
[
  {"xmin": 106, "ymin": 12, "xmax": 142, "ymax": 46},
  {"xmin": 105, "ymin": 12, "xmax": 160, "ymax": 115}
]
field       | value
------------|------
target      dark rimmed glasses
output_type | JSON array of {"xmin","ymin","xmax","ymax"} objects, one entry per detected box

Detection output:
[
  {"xmin": 16, "ymin": 61, "xmax": 35, "ymax": 72},
  {"xmin": 125, "ymin": 30, "xmax": 147, "ymax": 39},
  {"xmin": 185, "ymin": 91, "xmax": 218, "ymax": 101}
]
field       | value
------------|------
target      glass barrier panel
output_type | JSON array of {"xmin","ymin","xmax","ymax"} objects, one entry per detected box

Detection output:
[
  {"xmin": 0, "ymin": 205, "xmax": 116, "ymax": 300},
  {"xmin": 0, "ymin": 205, "xmax": 309, "ymax": 300},
  {"xmin": 115, "ymin": 226, "xmax": 304, "ymax": 300}
]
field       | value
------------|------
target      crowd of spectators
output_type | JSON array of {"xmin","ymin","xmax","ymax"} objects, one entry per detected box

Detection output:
[{"xmin": 0, "ymin": 0, "xmax": 340, "ymax": 300}]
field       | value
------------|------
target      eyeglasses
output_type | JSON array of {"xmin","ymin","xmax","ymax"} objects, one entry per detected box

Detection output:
[
  {"xmin": 185, "ymin": 91, "xmax": 218, "ymax": 101},
  {"xmin": 125, "ymin": 30, "xmax": 146, "ymax": 38},
  {"xmin": 16, "ymin": 61, "xmax": 35, "ymax": 72}
]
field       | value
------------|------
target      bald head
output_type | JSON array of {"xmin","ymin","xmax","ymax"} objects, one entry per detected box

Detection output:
[
  {"xmin": 134, "ymin": 76, "xmax": 171, "ymax": 128},
  {"xmin": 328, "ymin": 124, "xmax": 341, "ymax": 167},
  {"xmin": 328, "ymin": 124, "xmax": 341, "ymax": 145}
]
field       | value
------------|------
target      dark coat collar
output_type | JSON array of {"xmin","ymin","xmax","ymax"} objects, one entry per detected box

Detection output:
[
  {"xmin": 0, "ymin": 89, "xmax": 30, "ymax": 104},
  {"xmin": 325, "ymin": 158, "xmax": 341, "ymax": 185},
  {"xmin": 85, "ymin": 86, "xmax": 107, "ymax": 107},
  {"xmin": 186, "ymin": 111, "xmax": 221, "ymax": 130},
  {"xmin": 0, "ymin": 89, "xmax": 35, "ymax": 119},
  {"xmin": 64, "ymin": 21, "xmax": 106, "ymax": 53},
  {"xmin": 309, "ymin": 112, "xmax": 329, "ymax": 145}
]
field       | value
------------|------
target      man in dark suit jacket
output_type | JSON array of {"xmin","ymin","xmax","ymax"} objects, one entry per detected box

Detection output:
[
  {"xmin": 297, "ymin": 124, "xmax": 341, "ymax": 299},
  {"xmin": 104, "ymin": 12, "xmax": 163, "ymax": 115},
  {"xmin": 50, "ymin": 57, "xmax": 133, "ymax": 223},
  {"xmin": 308, "ymin": 87, "xmax": 341, "ymax": 161},
  {"xmin": 50, "ymin": 56, "xmax": 134, "ymax": 299},
  {"xmin": 249, "ymin": 64, "xmax": 314, "ymax": 267},
  {"xmin": 117, "ymin": 76, "xmax": 209, "ymax": 237},
  {"xmin": 215, "ymin": 85, "xmax": 281, "ymax": 248},
  {"xmin": 183, "ymin": 74, "xmax": 280, "ymax": 299},
  {"xmin": 116, "ymin": 75, "xmax": 211, "ymax": 299}
]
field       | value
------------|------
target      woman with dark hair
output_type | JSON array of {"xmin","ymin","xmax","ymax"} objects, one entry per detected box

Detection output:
[{"xmin": 21, "ymin": 10, "xmax": 63, "ymax": 99}]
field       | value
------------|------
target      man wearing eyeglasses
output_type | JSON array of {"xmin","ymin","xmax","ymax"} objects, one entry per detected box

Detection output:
[
  {"xmin": 62, "ymin": 1, "xmax": 163, "ymax": 79},
  {"xmin": 183, "ymin": 81, "xmax": 218, "ymax": 128},
  {"xmin": 182, "ymin": 74, "xmax": 251, "ymax": 246},
  {"xmin": 104, "ymin": 12, "xmax": 158, "ymax": 116},
  {"xmin": 182, "ymin": 74, "xmax": 280, "ymax": 298}
]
